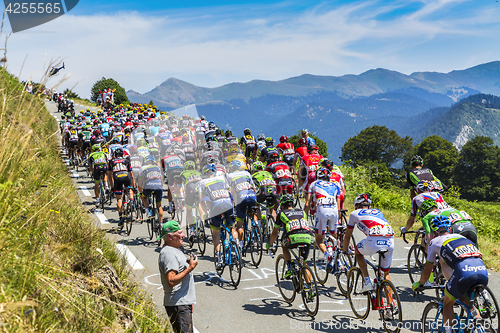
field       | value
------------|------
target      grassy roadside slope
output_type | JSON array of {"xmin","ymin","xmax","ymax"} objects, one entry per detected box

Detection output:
[
  {"xmin": 340, "ymin": 165, "xmax": 500, "ymax": 270},
  {"xmin": 0, "ymin": 70, "xmax": 169, "ymax": 331}
]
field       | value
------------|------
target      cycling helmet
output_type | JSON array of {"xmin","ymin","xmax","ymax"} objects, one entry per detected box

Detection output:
[
  {"xmin": 225, "ymin": 129, "xmax": 233, "ymax": 137},
  {"xmin": 182, "ymin": 135, "xmax": 189, "ymax": 143},
  {"xmin": 93, "ymin": 129, "xmax": 101, "ymax": 136},
  {"xmin": 316, "ymin": 167, "xmax": 331, "ymax": 181},
  {"xmin": 279, "ymin": 135, "xmax": 288, "ymax": 143},
  {"xmin": 215, "ymin": 129, "xmax": 222, "ymax": 136},
  {"xmin": 129, "ymin": 145, "xmax": 138, "ymax": 154},
  {"xmin": 158, "ymin": 128, "xmax": 166, "ymax": 134},
  {"xmin": 244, "ymin": 128, "xmax": 251, "ymax": 135},
  {"xmin": 419, "ymin": 199, "xmax": 438, "ymax": 217},
  {"xmin": 207, "ymin": 156, "xmax": 220, "ymax": 165},
  {"xmin": 228, "ymin": 160, "xmax": 242, "ymax": 172},
  {"xmin": 146, "ymin": 155, "xmax": 156, "ymax": 164},
  {"xmin": 202, "ymin": 163, "xmax": 217, "ymax": 177},
  {"xmin": 307, "ymin": 145, "xmax": 319, "ymax": 153},
  {"xmin": 279, "ymin": 193, "xmax": 294, "ymax": 206},
  {"xmin": 298, "ymin": 138, "xmax": 307, "ymax": 146},
  {"xmin": 111, "ymin": 136, "xmax": 121, "ymax": 144},
  {"xmin": 265, "ymin": 137, "xmax": 274, "ymax": 147},
  {"xmin": 184, "ymin": 160, "xmax": 195, "ymax": 170},
  {"xmin": 200, "ymin": 115, "xmax": 206, "ymax": 120},
  {"xmin": 268, "ymin": 151, "xmax": 279, "ymax": 162},
  {"xmin": 208, "ymin": 123, "xmax": 216, "ymax": 130},
  {"xmin": 92, "ymin": 144, "xmax": 101, "ymax": 152},
  {"xmin": 430, "ymin": 215, "xmax": 451, "ymax": 233},
  {"xmin": 252, "ymin": 161, "xmax": 264, "ymax": 172},
  {"xmin": 320, "ymin": 158, "xmax": 334, "ymax": 171},
  {"xmin": 411, "ymin": 155, "xmax": 424, "ymax": 166},
  {"xmin": 113, "ymin": 147, "xmax": 124, "ymax": 158},
  {"xmin": 354, "ymin": 193, "xmax": 372, "ymax": 207},
  {"xmin": 416, "ymin": 181, "xmax": 432, "ymax": 193}
]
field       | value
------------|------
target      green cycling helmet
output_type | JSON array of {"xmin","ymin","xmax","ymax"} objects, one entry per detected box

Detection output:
[
  {"xmin": 184, "ymin": 160, "xmax": 195, "ymax": 170},
  {"xmin": 252, "ymin": 161, "xmax": 264, "ymax": 172},
  {"xmin": 92, "ymin": 143, "xmax": 101, "ymax": 152}
]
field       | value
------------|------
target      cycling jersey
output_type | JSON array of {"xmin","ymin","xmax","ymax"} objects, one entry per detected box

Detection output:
[
  {"xmin": 261, "ymin": 146, "xmax": 279, "ymax": 163},
  {"xmin": 266, "ymin": 161, "xmax": 293, "ymax": 194},
  {"xmin": 410, "ymin": 192, "xmax": 448, "ymax": 216},
  {"xmin": 240, "ymin": 135, "xmax": 257, "ymax": 158},
  {"xmin": 422, "ymin": 208, "xmax": 477, "ymax": 246},
  {"xmin": 227, "ymin": 171, "xmax": 257, "ymax": 205},
  {"xmin": 301, "ymin": 153, "xmax": 323, "ymax": 191},
  {"xmin": 276, "ymin": 209, "xmax": 312, "ymax": 251},
  {"xmin": 226, "ymin": 154, "xmax": 247, "ymax": 170},
  {"xmin": 406, "ymin": 167, "xmax": 444, "ymax": 191},
  {"xmin": 252, "ymin": 170, "xmax": 278, "ymax": 207},
  {"xmin": 181, "ymin": 170, "xmax": 202, "ymax": 208},
  {"xmin": 197, "ymin": 176, "xmax": 233, "ymax": 224},
  {"xmin": 138, "ymin": 165, "xmax": 163, "ymax": 190}
]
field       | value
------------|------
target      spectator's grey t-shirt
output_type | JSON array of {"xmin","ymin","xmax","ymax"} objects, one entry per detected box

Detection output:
[{"xmin": 159, "ymin": 246, "xmax": 196, "ymax": 307}]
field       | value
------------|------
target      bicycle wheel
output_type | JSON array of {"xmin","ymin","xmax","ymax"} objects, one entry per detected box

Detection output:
[
  {"xmin": 407, "ymin": 244, "xmax": 426, "ymax": 284},
  {"xmin": 155, "ymin": 209, "xmax": 162, "ymax": 246},
  {"xmin": 126, "ymin": 203, "xmax": 133, "ymax": 236},
  {"xmin": 312, "ymin": 242, "xmax": 329, "ymax": 285},
  {"xmin": 275, "ymin": 254, "xmax": 296, "ymax": 303},
  {"xmin": 292, "ymin": 179, "xmax": 302, "ymax": 209},
  {"xmin": 267, "ymin": 215, "xmax": 278, "ymax": 247},
  {"xmin": 347, "ymin": 267, "xmax": 370, "ymax": 320},
  {"xmin": 248, "ymin": 224, "xmax": 261, "ymax": 266},
  {"xmin": 99, "ymin": 183, "xmax": 105, "ymax": 211},
  {"xmin": 134, "ymin": 199, "xmax": 143, "ymax": 224},
  {"xmin": 377, "ymin": 279, "xmax": 402, "ymax": 333},
  {"xmin": 197, "ymin": 216, "xmax": 206, "ymax": 255},
  {"xmin": 229, "ymin": 241, "xmax": 242, "ymax": 287},
  {"xmin": 335, "ymin": 251, "xmax": 353, "ymax": 297},
  {"xmin": 471, "ymin": 285, "xmax": 500, "ymax": 333},
  {"xmin": 421, "ymin": 301, "xmax": 442, "ymax": 333},
  {"xmin": 300, "ymin": 265, "xmax": 319, "ymax": 317},
  {"xmin": 176, "ymin": 199, "xmax": 183, "ymax": 224},
  {"xmin": 147, "ymin": 206, "xmax": 154, "ymax": 240}
]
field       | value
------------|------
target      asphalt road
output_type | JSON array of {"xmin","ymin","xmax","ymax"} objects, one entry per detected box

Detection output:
[{"xmin": 48, "ymin": 101, "xmax": 500, "ymax": 333}]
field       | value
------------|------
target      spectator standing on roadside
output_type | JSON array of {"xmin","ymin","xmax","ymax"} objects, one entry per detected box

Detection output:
[{"xmin": 158, "ymin": 220, "xmax": 198, "ymax": 333}]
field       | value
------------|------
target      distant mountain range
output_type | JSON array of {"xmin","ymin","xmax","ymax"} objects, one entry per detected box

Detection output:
[{"xmin": 127, "ymin": 61, "xmax": 500, "ymax": 162}]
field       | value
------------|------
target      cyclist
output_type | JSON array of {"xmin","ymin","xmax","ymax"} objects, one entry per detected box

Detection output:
[
  {"xmin": 180, "ymin": 161, "xmax": 202, "ymax": 241},
  {"xmin": 419, "ymin": 199, "xmax": 479, "ymax": 247},
  {"xmin": 305, "ymin": 167, "xmax": 341, "ymax": 264},
  {"xmin": 259, "ymin": 137, "xmax": 279, "ymax": 165},
  {"xmin": 200, "ymin": 142, "xmax": 223, "ymax": 168},
  {"xmin": 107, "ymin": 147, "xmax": 135, "ymax": 228},
  {"xmin": 251, "ymin": 161, "xmax": 278, "ymax": 223},
  {"xmin": 256, "ymin": 133, "xmax": 266, "ymax": 155},
  {"xmin": 227, "ymin": 160, "xmax": 258, "ymax": 252},
  {"xmin": 292, "ymin": 138, "xmax": 309, "ymax": 190},
  {"xmin": 66, "ymin": 125, "xmax": 79, "ymax": 165},
  {"xmin": 301, "ymin": 129, "xmax": 315, "ymax": 146},
  {"xmin": 161, "ymin": 147, "xmax": 184, "ymax": 214},
  {"xmin": 266, "ymin": 194, "xmax": 312, "ymax": 278},
  {"xmin": 319, "ymin": 158, "xmax": 346, "ymax": 209},
  {"xmin": 265, "ymin": 152, "xmax": 293, "ymax": 195},
  {"xmin": 406, "ymin": 155, "xmax": 447, "ymax": 199},
  {"xmin": 276, "ymin": 135, "xmax": 295, "ymax": 168},
  {"xmin": 412, "ymin": 216, "xmax": 487, "ymax": 333},
  {"xmin": 138, "ymin": 155, "xmax": 164, "ymax": 224},
  {"xmin": 239, "ymin": 128, "xmax": 257, "ymax": 169},
  {"xmin": 401, "ymin": 181, "xmax": 449, "ymax": 235},
  {"xmin": 88, "ymin": 143, "xmax": 109, "ymax": 206},
  {"xmin": 197, "ymin": 163, "xmax": 234, "ymax": 270},
  {"xmin": 224, "ymin": 130, "xmax": 238, "ymax": 153},
  {"xmin": 343, "ymin": 193, "xmax": 395, "ymax": 292},
  {"xmin": 300, "ymin": 144, "xmax": 323, "ymax": 194}
]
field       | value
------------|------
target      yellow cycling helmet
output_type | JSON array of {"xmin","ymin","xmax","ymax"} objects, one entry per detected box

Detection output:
[
  {"xmin": 80, "ymin": 110, "xmax": 84, "ymax": 114},
  {"xmin": 86, "ymin": 108, "xmax": 90, "ymax": 111}
]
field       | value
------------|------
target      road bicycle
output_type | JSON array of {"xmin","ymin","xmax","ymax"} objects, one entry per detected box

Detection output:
[
  {"xmin": 402, "ymin": 229, "xmax": 445, "ymax": 298},
  {"xmin": 420, "ymin": 283, "xmax": 499, "ymax": 333},
  {"xmin": 241, "ymin": 206, "xmax": 263, "ymax": 267},
  {"xmin": 312, "ymin": 223, "xmax": 355, "ymax": 296},
  {"xmin": 172, "ymin": 176, "xmax": 184, "ymax": 224},
  {"xmin": 291, "ymin": 177, "xmax": 302, "ymax": 208},
  {"xmin": 98, "ymin": 171, "xmax": 112, "ymax": 211},
  {"xmin": 260, "ymin": 202, "xmax": 277, "ymax": 247},
  {"xmin": 145, "ymin": 190, "xmax": 162, "ymax": 246},
  {"xmin": 121, "ymin": 186, "xmax": 137, "ymax": 235},
  {"xmin": 214, "ymin": 214, "xmax": 242, "ymax": 287},
  {"xmin": 347, "ymin": 249, "xmax": 403, "ymax": 333},
  {"xmin": 187, "ymin": 198, "xmax": 207, "ymax": 256},
  {"xmin": 272, "ymin": 244, "xmax": 320, "ymax": 317}
]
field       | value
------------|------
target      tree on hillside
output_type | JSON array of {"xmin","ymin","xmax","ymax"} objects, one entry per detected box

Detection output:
[
  {"xmin": 411, "ymin": 135, "xmax": 459, "ymax": 186},
  {"xmin": 453, "ymin": 136, "xmax": 500, "ymax": 201},
  {"xmin": 340, "ymin": 125, "xmax": 412, "ymax": 168},
  {"xmin": 289, "ymin": 130, "xmax": 328, "ymax": 158},
  {"xmin": 90, "ymin": 77, "xmax": 129, "ymax": 105},
  {"xmin": 63, "ymin": 88, "xmax": 79, "ymax": 99}
]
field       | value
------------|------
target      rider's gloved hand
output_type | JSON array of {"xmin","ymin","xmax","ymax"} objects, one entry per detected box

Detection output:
[{"xmin": 400, "ymin": 226, "xmax": 406, "ymax": 234}]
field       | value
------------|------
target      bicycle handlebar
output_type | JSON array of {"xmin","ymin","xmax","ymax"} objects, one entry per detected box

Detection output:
[{"xmin": 401, "ymin": 229, "xmax": 425, "ymax": 244}]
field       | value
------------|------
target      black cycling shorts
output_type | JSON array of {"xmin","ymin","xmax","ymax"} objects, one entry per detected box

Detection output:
[
  {"xmin": 142, "ymin": 188, "xmax": 163, "ymax": 203},
  {"xmin": 112, "ymin": 172, "xmax": 131, "ymax": 195},
  {"xmin": 451, "ymin": 221, "xmax": 478, "ymax": 247},
  {"xmin": 93, "ymin": 165, "xmax": 107, "ymax": 181},
  {"xmin": 245, "ymin": 145, "xmax": 256, "ymax": 158},
  {"xmin": 184, "ymin": 182, "xmax": 198, "ymax": 208},
  {"xmin": 185, "ymin": 153, "xmax": 196, "ymax": 163}
]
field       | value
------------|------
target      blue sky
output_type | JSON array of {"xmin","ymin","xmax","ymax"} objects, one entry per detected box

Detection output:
[{"xmin": 4, "ymin": 0, "xmax": 500, "ymax": 98}]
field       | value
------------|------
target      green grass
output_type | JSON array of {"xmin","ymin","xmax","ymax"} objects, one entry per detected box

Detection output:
[
  {"xmin": 0, "ymin": 68, "xmax": 170, "ymax": 332},
  {"xmin": 339, "ymin": 164, "xmax": 500, "ymax": 270}
]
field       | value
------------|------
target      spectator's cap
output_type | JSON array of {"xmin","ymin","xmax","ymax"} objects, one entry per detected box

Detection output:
[
  {"xmin": 157, "ymin": 220, "xmax": 181, "ymax": 240},
  {"xmin": 301, "ymin": 129, "xmax": 308, "ymax": 134}
]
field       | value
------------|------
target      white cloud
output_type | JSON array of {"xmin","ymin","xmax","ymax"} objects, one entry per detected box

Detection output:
[{"xmin": 4, "ymin": 0, "xmax": 500, "ymax": 99}]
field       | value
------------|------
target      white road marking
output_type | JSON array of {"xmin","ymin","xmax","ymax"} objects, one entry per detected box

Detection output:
[
  {"xmin": 115, "ymin": 243, "xmax": 145, "ymax": 270},
  {"xmin": 95, "ymin": 211, "xmax": 109, "ymax": 224},
  {"xmin": 80, "ymin": 186, "xmax": 92, "ymax": 196},
  {"xmin": 404, "ymin": 246, "xmax": 412, "ymax": 249},
  {"xmin": 71, "ymin": 170, "xmax": 79, "ymax": 178}
]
